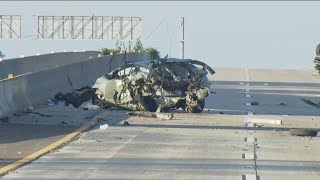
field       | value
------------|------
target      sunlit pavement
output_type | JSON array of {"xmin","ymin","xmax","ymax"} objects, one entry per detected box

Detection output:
[{"xmin": 2, "ymin": 68, "xmax": 320, "ymax": 180}]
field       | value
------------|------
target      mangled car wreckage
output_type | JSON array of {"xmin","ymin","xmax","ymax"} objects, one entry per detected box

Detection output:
[{"xmin": 59, "ymin": 58, "xmax": 215, "ymax": 113}]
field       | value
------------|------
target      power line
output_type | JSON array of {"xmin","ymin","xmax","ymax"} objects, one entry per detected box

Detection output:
[{"xmin": 145, "ymin": 17, "xmax": 167, "ymax": 40}]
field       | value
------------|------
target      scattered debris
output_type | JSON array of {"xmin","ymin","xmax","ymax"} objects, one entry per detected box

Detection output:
[
  {"xmin": 123, "ymin": 121, "xmax": 130, "ymax": 126},
  {"xmin": 279, "ymin": 102, "xmax": 287, "ymax": 106},
  {"xmin": 61, "ymin": 121, "xmax": 68, "ymax": 124},
  {"xmin": 250, "ymin": 102, "xmax": 259, "ymax": 106},
  {"xmin": 244, "ymin": 118, "xmax": 282, "ymax": 125},
  {"xmin": 0, "ymin": 116, "xmax": 9, "ymax": 123},
  {"xmin": 97, "ymin": 118, "xmax": 104, "ymax": 121},
  {"xmin": 25, "ymin": 111, "xmax": 53, "ymax": 117},
  {"xmin": 24, "ymin": 106, "xmax": 34, "ymax": 113},
  {"xmin": 55, "ymin": 86, "xmax": 95, "ymax": 108},
  {"xmin": 219, "ymin": 112, "xmax": 224, "ymax": 114},
  {"xmin": 289, "ymin": 129, "xmax": 318, "ymax": 137},
  {"xmin": 13, "ymin": 113, "xmax": 22, "ymax": 116},
  {"xmin": 156, "ymin": 112, "xmax": 173, "ymax": 120},
  {"xmin": 54, "ymin": 92, "xmax": 65, "ymax": 100},
  {"xmin": 245, "ymin": 122, "xmax": 257, "ymax": 127},
  {"xmin": 99, "ymin": 124, "xmax": 109, "ymax": 130},
  {"xmin": 82, "ymin": 102, "xmax": 100, "ymax": 110},
  {"xmin": 47, "ymin": 99, "xmax": 58, "ymax": 106},
  {"xmin": 126, "ymin": 111, "xmax": 173, "ymax": 120}
]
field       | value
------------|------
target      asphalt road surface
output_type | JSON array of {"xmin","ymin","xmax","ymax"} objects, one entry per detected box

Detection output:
[{"xmin": 2, "ymin": 68, "xmax": 320, "ymax": 180}]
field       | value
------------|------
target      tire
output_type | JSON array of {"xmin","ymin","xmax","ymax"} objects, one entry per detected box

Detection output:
[
  {"xmin": 92, "ymin": 95, "xmax": 110, "ymax": 109},
  {"xmin": 139, "ymin": 96, "xmax": 157, "ymax": 112},
  {"xmin": 185, "ymin": 99, "xmax": 205, "ymax": 113},
  {"xmin": 289, "ymin": 129, "xmax": 318, "ymax": 137},
  {"xmin": 192, "ymin": 99, "xmax": 205, "ymax": 113}
]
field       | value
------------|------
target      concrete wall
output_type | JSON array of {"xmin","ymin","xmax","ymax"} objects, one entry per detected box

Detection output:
[
  {"xmin": 0, "ymin": 51, "xmax": 100, "ymax": 80},
  {"xmin": 0, "ymin": 52, "xmax": 151, "ymax": 118}
]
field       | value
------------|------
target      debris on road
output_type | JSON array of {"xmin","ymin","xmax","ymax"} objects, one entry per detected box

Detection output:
[
  {"xmin": 24, "ymin": 111, "xmax": 53, "ymax": 117},
  {"xmin": 289, "ymin": 129, "xmax": 318, "ymax": 137},
  {"xmin": 250, "ymin": 102, "xmax": 259, "ymax": 106},
  {"xmin": 24, "ymin": 106, "xmax": 34, "ymax": 113},
  {"xmin": 54, "ymin": 86, "xmax": 95, "ymax": 108},
  {"xmin": 0, "ymin": 116, "xmax": 9, "ymax": 123},
  {"xmin": 123, "ymin": 121, "xmax": 130, "ymax": 126},
  {"xmin": 47, "ymin": 99, "xmax": 58, "ymax": 106},
  {"xmin": 279, "ymin": 102, "xmax": 287, "ymax": 106},
  {"xmin": 82, "ymin": 102, "xmax": 100, "ymax": 110},
  {"xmin": 245, "ymin": 122, "xmax": 257, "ymax": 127},
  {"xmin": 99, "ymin": 124, "xmax": 109, "ymax": 130},
  {"xmin": 127, "ymin": 111, "xmax": 173, "ymax": 120},
  {"xmin": 244, "ymin": 118, "xmax": 282, "ymax": 125}
]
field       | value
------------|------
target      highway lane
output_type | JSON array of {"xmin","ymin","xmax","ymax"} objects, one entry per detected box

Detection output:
[{"xmin": 2, "ymin": 68, "xmax": 320, "ymax": 180}]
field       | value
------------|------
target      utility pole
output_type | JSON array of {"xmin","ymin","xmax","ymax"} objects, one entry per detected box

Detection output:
[{"xmin": 180, "ymin": 17, "xmax": 184, "ymax": 59}]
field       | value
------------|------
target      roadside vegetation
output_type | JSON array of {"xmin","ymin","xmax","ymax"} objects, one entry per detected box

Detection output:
[{"xmin": 100, "ymin": 39, "xmax": 160, "ymax": 59}]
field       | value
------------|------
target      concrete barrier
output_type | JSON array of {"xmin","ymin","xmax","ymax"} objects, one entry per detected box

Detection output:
[
  {"xmin": 0, "ymin": 52, "xmax": 151, "ymax": 118},
  {"xmin": 0, "ymin": 51, "xmax": 100, "ymax": 80}
]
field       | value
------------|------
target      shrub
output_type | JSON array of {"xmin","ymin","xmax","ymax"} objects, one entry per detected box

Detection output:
[{"xmin": 145, "ymin": 47, "xmax": 160, "ymax": 59}]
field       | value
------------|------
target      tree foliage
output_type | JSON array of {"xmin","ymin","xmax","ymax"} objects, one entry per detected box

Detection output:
[
  {"xmin": 100, "ymin": 39, "xmax": 159, "ymax": 59},
  {"xmin": 133, "ymin": 39, "xmax": 144, "ymax": 52}
]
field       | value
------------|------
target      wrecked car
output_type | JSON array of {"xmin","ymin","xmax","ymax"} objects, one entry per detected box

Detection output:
[{"xmin": 60, "ymin": 58, "xmax": 215, "ymax": 113}]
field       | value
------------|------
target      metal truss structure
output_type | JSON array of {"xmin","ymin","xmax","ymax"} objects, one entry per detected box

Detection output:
[
  {"xmin": 0, "ymin": 15, "xmax": 21, "ymax": 39},
  {"xmin": 37, "ymin": 15, "xmax": 142, "ymax": 40}
]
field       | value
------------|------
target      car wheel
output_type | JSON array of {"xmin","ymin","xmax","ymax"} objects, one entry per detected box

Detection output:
[
  {"xmin": 92, "ymin": 94, "xmax": 110, "ymax": 109},
  {"xmin": 186, "ymin": 99, "xmax": 205, "ymax": 113},
  {"xmin": 193, "ymin": 99, "xmax": 205, "ymax": 113},
  {"xmin": 140, "ymin": 96, "xmax": 157, "ymax": 112},
  {"xmin": 289, "ymin": 129, "xmax": 318, "ymax": 137}
]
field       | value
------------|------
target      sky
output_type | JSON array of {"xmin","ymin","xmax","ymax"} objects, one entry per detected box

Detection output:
[{"xmin": 1, "ymin": 1, "xmax": 320, "ymax": 69}]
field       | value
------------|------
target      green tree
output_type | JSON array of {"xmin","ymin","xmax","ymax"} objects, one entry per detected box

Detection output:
[
  {"xmin": 145, "ymin": 47, "xmax": 160, "ymax": 59},
  {"xmin": 133, "ymin": 39, "xmax": 144, "ymax": 52},
  {"xmin": 100, "ymin": 48, "xmax": 112, "ymax": 55}
]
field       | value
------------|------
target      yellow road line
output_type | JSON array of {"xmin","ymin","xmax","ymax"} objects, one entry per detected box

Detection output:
[{"xmin": 0, "ymin": 112, "xmax": 105, "ymax": 175}]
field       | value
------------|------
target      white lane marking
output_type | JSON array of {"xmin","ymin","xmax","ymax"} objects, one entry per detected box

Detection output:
[
  {"xmin": 244, "ymin": 118, "xmax": 282, "ymax": 125},
  {"xmin": 245, "ymin": 94, "xmax": 251, "ymax": 98},
  {"xmin": 242, "ymin": 174, "xmax": 257, "ymax": 180},
  {"xmin": 245, "ymin": 88, "xmax": 251, "ymax": 92},
  {"xmin": 245, "ymin": 137, "xmax": 256, "ymax": 143},
  {"xmin": 247, "ymin": 112, "xmax": 254, "ymax": 115},
  {"xmin": 263, "ymin": 83, "xmax": 269, "ymax": 86},
  {"xmin": 240, "ymin": 82, "xmax": 245, "ymax": 85},
  {"xmin": 243, "ymin": 153, "xmax": 255, "ymax": 160},
  {"xmin": 245, "ymin": 83, "xmax": 250, "ymax": 86},
  {"xmin": 245, "ymin": 103, "xmax": 252, "ymax": 106}
]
